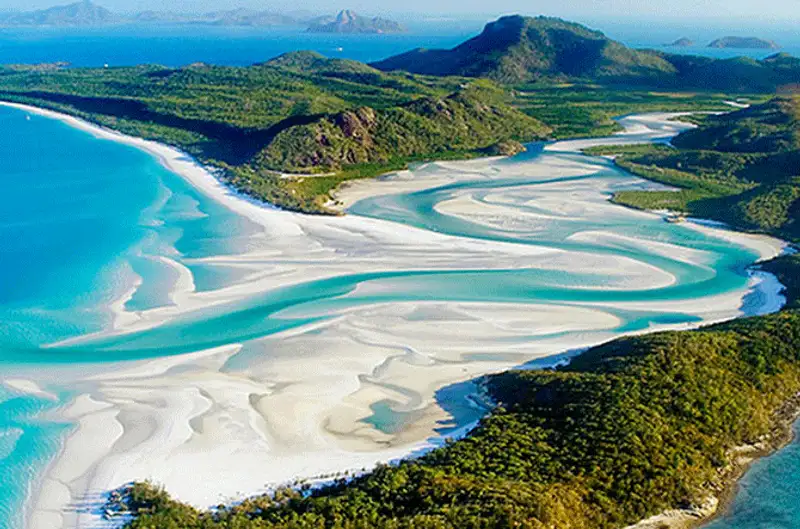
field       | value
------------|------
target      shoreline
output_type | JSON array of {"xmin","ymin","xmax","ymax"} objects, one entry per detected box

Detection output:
[
  {"xmin": 1, "ymin": 101, "xmax": 790, "ymax": 529},
  {"xmin": 628, "ymin": 395, "xmax": 800, "ymax": 529}
]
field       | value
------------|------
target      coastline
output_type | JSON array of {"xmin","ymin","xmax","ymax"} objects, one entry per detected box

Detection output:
[
  {"xmin": 628, "ymin": 395, "xmax": 800, "ymax": 529},
  {"xmin": 1, "ymin": 101, "xmax": 790, "ymax": 529}
]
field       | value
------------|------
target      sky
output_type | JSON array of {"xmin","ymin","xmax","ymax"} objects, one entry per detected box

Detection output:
[{"xmin": 0, "ymin": 0, "xmax": 797, "ymax": 24}]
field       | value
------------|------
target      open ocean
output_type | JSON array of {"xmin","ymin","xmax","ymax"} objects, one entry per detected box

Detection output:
[
  {"xmin": 0, "ymin": 17, "xmax": 797, "ymax": 529},
  {"xmin": 0, "ymin": 18, "xmax": 796, "ymax": 68}
]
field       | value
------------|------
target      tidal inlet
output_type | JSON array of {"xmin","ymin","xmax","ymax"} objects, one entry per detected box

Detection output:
[{"xmin": 0, "ymin": 104, "xmax": 785, "ymax": 529}]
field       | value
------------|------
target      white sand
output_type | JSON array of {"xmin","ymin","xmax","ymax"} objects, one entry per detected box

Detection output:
[
  {"xmin": 2, "ymin": 103, "xmax": 787, "ymax": 529},
  {"xmin": 3, "ymin": 380, "xmax": 58, "ymax": 401}
]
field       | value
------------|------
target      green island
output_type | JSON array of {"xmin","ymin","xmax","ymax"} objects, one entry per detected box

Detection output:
[{"xmin": 3, "ymin": 14, "xmax": 800, "ymax": 529}]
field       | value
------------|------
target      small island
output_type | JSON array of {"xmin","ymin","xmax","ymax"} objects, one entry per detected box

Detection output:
[
  {"xmin": 708, "ymin": 36, "xmax": 780, "ymax": 49},
  {"xmin": 307, "ymin": 9, "xmax": 405, "ymax": 34},
  {"xmin": 667, "ymin": 37, "xmax": 694, "ymax": 47}
]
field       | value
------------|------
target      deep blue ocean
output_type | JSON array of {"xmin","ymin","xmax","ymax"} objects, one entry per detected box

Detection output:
[
  {"xmin": 0, "ymin": 17, "xmax": 798, "ymax": 529},
  {"xmin": 0, "ymin": 18, "xmax": 796, "ymax": 68}
]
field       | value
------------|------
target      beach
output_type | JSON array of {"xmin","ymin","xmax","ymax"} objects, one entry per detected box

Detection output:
[{"xmin": 0, "ymin": 102, "xmax": 788, "ymax": 529}]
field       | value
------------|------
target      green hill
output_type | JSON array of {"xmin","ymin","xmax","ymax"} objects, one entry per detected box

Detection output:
[
  {"xmin": 372, "ymin": 15, "xmax": 800, "ymax": 91},
  {"xmin": 0, "ymin": 56, "xmax": 547, "ymax": 213},
  {"xmin": 258, "ymin": 82, "xmax": 548, "ymax": 173},
  {"xmin": 674, "ymin": 96, "xmax": 800, "ymax": 153},
  {"xmin": 371, "ymin": 15, "xmax": 676, "ymax": 84}
]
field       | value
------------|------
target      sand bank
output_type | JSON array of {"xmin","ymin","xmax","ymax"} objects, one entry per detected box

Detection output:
[{"xmin": 0, "ymin": 103, "xmax": 786, "ymax": 529}]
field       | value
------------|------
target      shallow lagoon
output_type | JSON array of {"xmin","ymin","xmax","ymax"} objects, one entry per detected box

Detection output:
[{"xmin": 0, "ymin": 105, "xmax": 787, "ymax": 529}]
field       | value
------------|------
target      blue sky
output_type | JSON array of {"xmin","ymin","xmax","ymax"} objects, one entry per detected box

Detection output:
[{"xmin": 0, "ymin": 0, "xmax": 796, "ymax": 24}]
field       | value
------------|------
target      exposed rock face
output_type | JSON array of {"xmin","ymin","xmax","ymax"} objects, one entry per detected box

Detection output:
[{"xmin": 335, "ymin": 107, "xmax": 378, "ymax": 145}]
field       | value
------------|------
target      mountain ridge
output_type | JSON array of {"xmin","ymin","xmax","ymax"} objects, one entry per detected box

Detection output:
[
  {"xmin": 0, "ymin": 0, "xmax": 305, "ymax": 27},
  {"xmin": 0, "ymin": 0, "xmax": 118, "ymax": 26}
]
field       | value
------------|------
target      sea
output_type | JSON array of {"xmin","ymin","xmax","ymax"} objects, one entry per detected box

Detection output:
[
  {"xmin": 0, "ymin": 17, "xmax": 798, "ymax": 529},
  {"xmin": 0, "ymin": 18, "xmax": 797, "ymax": 68}
]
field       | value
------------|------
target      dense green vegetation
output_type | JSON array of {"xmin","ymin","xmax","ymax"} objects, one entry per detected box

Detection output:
[
  {"xmin": 510, "ymin": 86, "xmax": 758, "ymax": 138},
  {"xmin": 593, "ymin": 96, "xmax": 800, "ymax": 243},
  {"xmin": 116, "ymin": 268, "xmax": 800, "ymax": 528},
  {"xmin": 0, "ymin": 54, "xmax": 551, "ymax": 212},
  {"xmin": 0, "ymin": 59, "xmax": 752, "ymax": 212},
  {"xmin": 372, "ymin": 16, "xmax": 677, "ymax": 85},
  {"xmin": 372, "ymin": 15, "xmax": 800, "ymax": 91}
]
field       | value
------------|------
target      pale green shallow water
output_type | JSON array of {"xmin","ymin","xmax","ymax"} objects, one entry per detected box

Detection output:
[{"xmin": 0, "ymin": 106, "xmax": 784, "ymax": 528}]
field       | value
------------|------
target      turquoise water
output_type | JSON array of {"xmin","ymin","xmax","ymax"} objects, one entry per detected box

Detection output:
[
  {"xmin": 0, "ymin": 18, "xmax": 795, "ymax": 529},
  {"xmin": 705, "ymin": 422, "xmax": 800, "ymax": 528},
  {"xmin": 0, "ymin": 104, "xmax": 786, "ymax": 528},
  {"xmin": 0, "ymin": 105, "xmax": 263, "ymax": 528}
]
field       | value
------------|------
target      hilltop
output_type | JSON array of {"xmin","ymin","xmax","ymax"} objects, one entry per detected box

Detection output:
[
  {"xmin": 307, "ymin": 9, "xmax": 405, "ymax": 34},
  {"xmin": 372, "ymin": 15, "xmax": 800, "ymax": 91},
  {"xmin": 372, "ymin": 15, "xmax": 676, "ymax": 84}
]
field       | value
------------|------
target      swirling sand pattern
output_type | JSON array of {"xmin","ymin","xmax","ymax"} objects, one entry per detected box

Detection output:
[{"xmin": 0, "ymin": 105, "xmax": 786, "ymax": 529}]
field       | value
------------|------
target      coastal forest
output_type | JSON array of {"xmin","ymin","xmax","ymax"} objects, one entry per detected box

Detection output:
[
  {"xmin": 117, "ymin": 302, "xmax": 800, "ymax": 529},
  {"xmin": 591, "ymin": 96, "xmax": 800, "ymax": 243},
  {"xmin": 2, "ymin": 13, "xmax": 800, "ymax": 529}
]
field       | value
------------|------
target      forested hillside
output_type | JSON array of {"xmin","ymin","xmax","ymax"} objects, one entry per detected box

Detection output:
[
  {"xmin": 0, "ymin": 55, "xmax": 548, "ymax": 212},
  {"xmin": 593, "ymin": 96, "xmax": 800, "ymax": 242},
  {"xmin": 0, "ymin": 51, "xmax": 746, "ymax": 213},
  {"xmin": 372, "ymin": 15, "xmax": 677, "ymax": 84}
]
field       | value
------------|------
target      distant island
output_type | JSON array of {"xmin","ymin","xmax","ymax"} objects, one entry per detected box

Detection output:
[
  {"xmin": 708, "ymin": 36, "xmax": 780, "ymax": 49},
  {"xmin": 0, "ymin": 0, "xmax": 119, "ymax": 26},
  {"xmin": 132, "ymin": 8, "xmax": 300, "ymax": 27},
  {"xmin": 667, "ymin": 37, "xmax": 694, "ymax": 47},
  {"xmin": 0, "ymin": 0, "xmax": 306, "ymax": 27},
  {"xmin": 0, "ymin": 0, "xmax": 407, "ymax": 31},
  {"xmin": 307, "ymin": 9, "xmax": 405, "ymax": 34}
]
